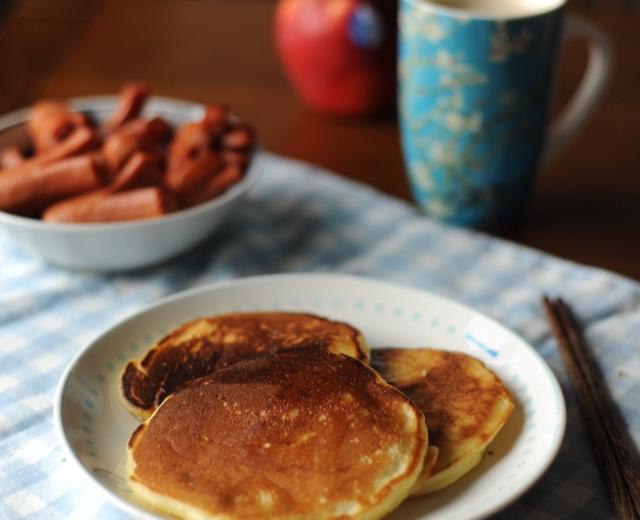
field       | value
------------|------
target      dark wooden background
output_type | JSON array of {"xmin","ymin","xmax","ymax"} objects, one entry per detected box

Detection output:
[{"xmin": 0, "ymin": 0, "xmax": 638, "ymax": 280}]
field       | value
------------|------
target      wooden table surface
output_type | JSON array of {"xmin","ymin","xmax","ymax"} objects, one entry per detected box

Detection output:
[{"xmin": 1, "ymin": 0, "xmax": 638, "ymax": 280}]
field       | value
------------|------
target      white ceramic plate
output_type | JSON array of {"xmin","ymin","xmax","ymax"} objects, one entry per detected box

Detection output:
[{"xmin": 55, "ymin": 273, "xmax": 566, "ymax": 520}]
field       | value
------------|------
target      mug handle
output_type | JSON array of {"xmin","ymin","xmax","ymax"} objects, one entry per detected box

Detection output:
[{"xmin": 543, "ymin": 15, "xmax": 613, "ymax": 164}]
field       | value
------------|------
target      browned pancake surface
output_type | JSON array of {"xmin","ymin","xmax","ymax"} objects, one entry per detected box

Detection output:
[
  {"xmin": 122, "ymin": 312, "xmax": 368, "ymax": 419},
  {"xmin": 128, "ymin": 349, "xmax": 427, "ymax": 519},
  {"xmin": 371, "ymin": 348, "xmax": 513, "ymax": 476}
]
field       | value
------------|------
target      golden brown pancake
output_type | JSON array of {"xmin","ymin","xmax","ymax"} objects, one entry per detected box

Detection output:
[
  {"xmin": 371, "ymin": 348, "xmax": 514, "ymax": 496},
  {"xmin": 421, "ymin": 446, "xmax": 440, "ymax": 481},
  {"xmin": 121, "ymin": 312, "xmax": 369, "ymax": 420},
  {"xmin": 127, "ymin": 349, "xmax": 428, "ymax": 520}
]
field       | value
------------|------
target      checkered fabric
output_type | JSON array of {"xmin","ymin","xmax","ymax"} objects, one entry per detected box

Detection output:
[{"xmin": 1, "ymin": 152, "xmax": 638, "ymax": 519}]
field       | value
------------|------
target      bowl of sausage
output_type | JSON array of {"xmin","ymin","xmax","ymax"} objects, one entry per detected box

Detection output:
[{"xmin": 0, "ymin": 83, "xmax": 258, "ymax": 271}]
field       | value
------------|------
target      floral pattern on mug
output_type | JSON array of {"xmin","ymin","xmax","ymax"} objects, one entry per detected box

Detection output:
[
  {"xmin": 491, "ymin": 22, "xmax": 532, "ymax": 62},
  {"xmin": 399, "ymin": 0, "xmax": 564, "ymax": 227}
]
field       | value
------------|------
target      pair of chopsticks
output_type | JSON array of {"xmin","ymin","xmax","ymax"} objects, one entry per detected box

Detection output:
[{"xmin": 543, "ymin": 297, "xmax": 640, "ymax": 520}]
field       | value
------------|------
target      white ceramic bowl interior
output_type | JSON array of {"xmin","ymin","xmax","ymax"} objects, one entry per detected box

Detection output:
[{"xmin": 0, "ymin": 96, "xmax": 260, "ymax": 271}]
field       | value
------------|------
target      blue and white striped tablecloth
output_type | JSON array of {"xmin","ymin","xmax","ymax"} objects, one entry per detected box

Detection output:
[{"xmin": 1, "ymin": 152, "xmax": 638, "ymax": 519}]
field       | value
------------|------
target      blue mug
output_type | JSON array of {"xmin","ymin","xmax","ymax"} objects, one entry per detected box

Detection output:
[{"xmin": 399, "ymin": 0, "xmax": 612, "ymax": 228}]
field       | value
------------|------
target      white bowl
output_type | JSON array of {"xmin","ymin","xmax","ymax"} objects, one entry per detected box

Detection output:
[{"xmin": 0, "ymin": 96, "xmax": 260, "ymax": 271}]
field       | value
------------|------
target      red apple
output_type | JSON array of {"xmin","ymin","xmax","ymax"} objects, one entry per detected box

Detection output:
[{"xmin": 274, "ymin": 0, "xmax": 397, "ymax": 117}]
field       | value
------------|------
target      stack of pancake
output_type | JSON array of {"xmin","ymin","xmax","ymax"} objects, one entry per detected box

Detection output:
[{"xmin": 121, "ymin": 312, "xmax": 514, "ymax": 519}]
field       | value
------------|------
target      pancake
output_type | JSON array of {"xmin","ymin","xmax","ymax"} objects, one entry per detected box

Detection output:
[
  {"xmin": 421, "ymin": 446, "xmax": 440, "ymax": 481},
  {"xmin": 121, "ymin": 312, "xmax": 369, "ymax": 420},
  {"xmin": 127, "ymin": 349, "xmax": 428, "ymax": 520},
  {"xmin": 371, "ymin": 348, "xmax": 514, "ymax": 496}
]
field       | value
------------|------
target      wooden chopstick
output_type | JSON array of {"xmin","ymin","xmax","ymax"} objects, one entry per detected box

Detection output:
[{"xmin": 542, "ymin": 297, "xmax": 640, "ymax": 520}]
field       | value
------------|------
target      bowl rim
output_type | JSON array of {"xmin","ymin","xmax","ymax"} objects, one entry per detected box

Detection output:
[{"xmin": 0, "ymin": 95, "xmax": 260, "ymax": 232}]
